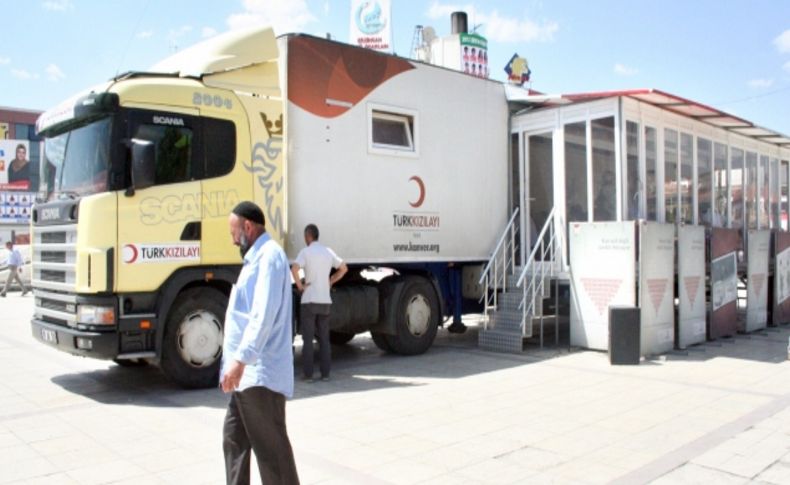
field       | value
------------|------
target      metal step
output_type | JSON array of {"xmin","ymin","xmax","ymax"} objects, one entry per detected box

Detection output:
[{"xmin": 478, "ymin": 328, "xmax": 524, "ymax": 354}]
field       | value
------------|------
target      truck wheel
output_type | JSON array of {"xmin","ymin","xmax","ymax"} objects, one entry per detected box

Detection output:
[
  {"xmin": 329, "ymin": 331, "xmax": 355, "ymax": 345},
  {"xmin": 370, "ymin": 331, "xmax": 392, "ymax": 352},
  {"xmin": 385, "ymin": 276, "xmax": 439, "ymax": 355},
  {"xmin": 161, "ymin": 287, "xmax": 226, "ymax": 389}
]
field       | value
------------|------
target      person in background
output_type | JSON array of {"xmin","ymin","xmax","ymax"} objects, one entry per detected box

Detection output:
[
  {"xmin": 220, "ymin": 201, "xmax": 299, "ymax": 485},
  {"xmin": 291, "ymin": 224, "xmax": 347, "ymax": 382},
  {"xmin": 1, "ymin": 241, "xmax": 29, "ymax": 297}
]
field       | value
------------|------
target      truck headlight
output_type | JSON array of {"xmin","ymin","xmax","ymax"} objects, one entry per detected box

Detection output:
[{"xmin": 77, "ymin": 305, "xmax": 115, "ymax": 325}]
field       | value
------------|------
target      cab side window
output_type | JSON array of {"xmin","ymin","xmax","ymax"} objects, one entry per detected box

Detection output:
[{"xmin": 133, "ymin": 124, "xmax": 194, "ymax": 185}]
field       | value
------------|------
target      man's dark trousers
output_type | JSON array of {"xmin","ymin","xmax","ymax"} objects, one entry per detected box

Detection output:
[
  {"xmin": 223, "ymin": 386, "xmax": 299, "ymax": 485},
  {"xmin": 300, "ymin": 303, "xmax": 331, "ymax": 379}
]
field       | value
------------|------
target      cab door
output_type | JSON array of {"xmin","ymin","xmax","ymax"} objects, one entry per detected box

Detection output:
[{"xmin": 116, "ymin": 109, "xmax": 202, "ymax": 293}]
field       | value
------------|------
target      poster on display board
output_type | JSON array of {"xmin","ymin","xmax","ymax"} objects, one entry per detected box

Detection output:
[
  {"xmin": 349, "ymin": 0, "xmax": 392, "ymax": 52},
  {"xmin": 710, "ymin": 228, "xmax": 741, "ymax": 338},
  {"xmin": 639, "ymin": 222, "xmax": 675, "ymax": 356},
  {"xmin": 0, "ymin": 140, "xmax": 32, "ymax": 190},
  {"xmin": 678, "ymin": 225, "xmax": 706, "ymax": 349},
  {"xmin": 569, "ymin": 221, "xmax": 637, "ymax": 351},
  {"xmin": 460, "ymin": 33, "xmax": 488, "ymax": 78},
  {"xmin": 774, "ymin": 232, "xmax": 790, "ymax": 325},
  {"xmin": 744, "ymin": 230, "xmax": 770, "ymax": 332}
]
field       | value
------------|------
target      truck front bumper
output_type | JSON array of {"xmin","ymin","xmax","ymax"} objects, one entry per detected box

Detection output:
[{"xmin": 31, "ymin": 318, "xmax": 118, "ymax": 359}]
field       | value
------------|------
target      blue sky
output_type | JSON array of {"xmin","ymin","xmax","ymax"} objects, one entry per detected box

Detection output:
[{"xmin": 2, "ymin": 0, "xmax": 790, "ymax": 135}]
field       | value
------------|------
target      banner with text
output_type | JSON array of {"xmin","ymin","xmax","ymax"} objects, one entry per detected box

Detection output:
[
  {"xmin": 639, "ymin": 222, "xmax": 675, "ymax": 356},
  {"xmin": 774, "ymin": 231, "xmax": 790, "ymax": 325},
  {"xmin": 570, "ymin": 221, "xmax": 636, "ymax": 351},
  {"xmin": 678, "ymin": 225, "xmax": 707, "ymax": 348},
  {"xmin": 745, "ymin": 230, "xmax": 770, "ymax": 332},
  {"xmin": 349, "ymin": 0, "xmax": 392, "ymax": 52},
  {"xmin": 710, "ymin": 228, "xmax": 741, "ymax": 338}
]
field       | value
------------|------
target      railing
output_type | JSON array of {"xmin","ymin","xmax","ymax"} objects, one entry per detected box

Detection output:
[
  {"xmin": 516, "ymin": 207, "xmax": 560, "ymax": 341},
  {"xmin": 478, "ymin": 207, "xmax": 520, "ymax": 330}
]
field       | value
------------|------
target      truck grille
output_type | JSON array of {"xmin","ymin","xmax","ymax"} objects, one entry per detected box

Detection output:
[{"xmin": 32, "ymin": 222, "xmax": 78, "ymax": 326}]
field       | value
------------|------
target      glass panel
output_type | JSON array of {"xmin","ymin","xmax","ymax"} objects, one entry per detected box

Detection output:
[
  {"xmin": 680, "ymin": 133, "xmax": 693, "ymax": 224},
  {"xmin": 565, "ymin": 122, "xmax": 588, "ymax": 223},
  {"xmin": 698, "ymin": 138, "xmax": 713, "ymax": 226},
  {"xmin": 204, "ymin": 118, "xmax": 236, "ymax": 179},
  {"xmin": 731, "ymin": 148, "xmax": 745, "ymax": 229},
  {"xmin": 592, "ymin": 117, "xmax": 616, "ymax": 221},
  {"xmin": 664, "ymin": 128, "xmax": 679, "ymax": 223},
  {"xmin": 528, "ymin": 132, "xmax": 553, "ymax": 248},
  {"xmin": 626, "ymin": 121, "xmax": 642, "ymax": 219},
  {"xmin": 760, "ymin": 155, "xmax": 769, "ymax": 229},
  {"xmin": 783, "ymin": 161, "xmax": 789, "ymax": 231},
  {"xmin": 745, "ymin": 151, "xmax": 758, "ymax": 229},
  {"xmin": 134, "ymin": 124, "xmax": 194, "ymax": 185},
  {"xmin": 714, "ymin": 143, "xmax": 728, "ymax": 227},
  {"xmin": 772, "ymin": 158, "xmax": 780, "ymax": 229},
  {"xmin": 645, "ymin": 127, "xmax": 658, "ymax": 220}
]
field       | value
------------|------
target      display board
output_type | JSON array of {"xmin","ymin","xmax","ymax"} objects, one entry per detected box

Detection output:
[
  {"xmin": 570, "ymin": 222, "xmax": 637, "ymax": 350},
  {"xmin": 745, "ymin": 230, "xmax": 770, "ymax": 332},
  {"xmin": 710, "ymin": 228, "xmax": 740, "ymax": 338},
  {"xmin": 774, "ymin": 231, "xmax": 790, "ymax": 325},
  {"xmin": 639, "ymin": 222, "xmax": 675, "ymax": 355},
  {"xmin": 678, "ymin": 225, "xmax": 706, "ymax": 348}
]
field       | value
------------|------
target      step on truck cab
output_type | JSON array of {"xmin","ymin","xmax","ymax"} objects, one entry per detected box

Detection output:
[{"xmin": 30, "ymin": 27, "xmax": 509, "ymax": 388}]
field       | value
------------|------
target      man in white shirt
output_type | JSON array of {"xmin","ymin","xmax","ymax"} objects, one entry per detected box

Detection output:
[
  {"xmin": 291, "ymin": 224, "xmax": 347, "ymax": 382},
  {"xmin": 2, "ymin": 241, "xmax": 29, "ymax": 297}
]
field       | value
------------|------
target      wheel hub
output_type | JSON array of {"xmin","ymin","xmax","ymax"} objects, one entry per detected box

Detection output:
[
  {"xmin": 405, "ymin": 294, "xmax": 430, "ymax": 336},
  {"xmin": 177, "ymin": 310, "xmax": 223, "ymax": 368}
]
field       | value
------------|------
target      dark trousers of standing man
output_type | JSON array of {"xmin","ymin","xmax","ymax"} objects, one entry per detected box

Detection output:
[
  {"xmin": 223, "ymin": 386, "xmax": 299, "ymax": 485},
  {"xmin": 300, "ymin": 303, "xmax": 331, "ymax": 380}
]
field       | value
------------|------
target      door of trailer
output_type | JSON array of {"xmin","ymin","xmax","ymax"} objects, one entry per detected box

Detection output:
[{"xmin": 522, "ymin": 129, "xmax": 554, "ymax": 262}]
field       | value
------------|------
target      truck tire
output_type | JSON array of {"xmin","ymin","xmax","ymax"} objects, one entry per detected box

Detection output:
[
  {"xmin": 161, "ymin": 287, "xmax": 226, "ymax": 389},
  {"xmin": 384, "ymin": 276, "xmax": 439, "ymax": 355},
  {"xmin": 370, "ymin": 331, "xmax": 392, "ymax": 351},
  {"xmin": 329, "ymin": 331, "xmax": 355, "ymax": 345}
]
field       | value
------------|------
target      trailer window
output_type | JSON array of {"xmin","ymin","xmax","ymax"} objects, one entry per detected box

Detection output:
[{"xmin": 371, "ymin": 110, "xmax": 414, "ymax": 152}]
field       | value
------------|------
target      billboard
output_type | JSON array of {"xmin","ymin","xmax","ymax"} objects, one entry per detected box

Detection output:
[
  {"xmin": 745, "ymin": 230, "xmax": 770, "ymax": 332},
  {"xmin": 569, "ymin": 222, "xmax": 637, "ymax": 350},
  {"xmin": 677, "ymin": 226, "xmax": 706, "ymax": 348},
  {"xmin": 639, "ymin": 222, "xmax": 675, "ymax": 356},
  {"xmin": 775, "ymin": 232, "xmax": 790, "ymax": 325},
  {"xmin": 709, "ymin": 228, "xmax": 740, "ymax": 338},
  {"xmin": 460, "ymin": 33, "xmax": 488, "ymax": 78},
  {"xmin": 349, "ymin": 0, "xmax": 392, "ymax": 52},
  {"xmin": 0, "ymin": 140, "xmax": 36, "ymax": 225}
]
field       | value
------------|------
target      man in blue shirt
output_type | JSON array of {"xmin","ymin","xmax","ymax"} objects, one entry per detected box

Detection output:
[
  {"xmin": 2, "ymin": 241, "xmax": 29, "ymax": 297},
  {"xmin": 220, "ymin": 201, "xmax": 299, "ymax": 485}
]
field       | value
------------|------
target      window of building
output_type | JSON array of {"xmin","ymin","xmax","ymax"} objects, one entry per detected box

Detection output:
[
  {"xmin": 771, "ymin": 158, "xmax": 780, "ymax": 229},
  {"xmin": 680, "ymin": 132, "xmax": 693, "ymax": 224},
  {"xmin": 592, "ymin": 117, "xmax": 616, "ymax": 221},
  {"xmin": 626, "ymin": 121, "xmax": 642, "ymax": 219},
  {"xmin": 731, "ymin": 148, "xmax": 745, "ymax": 229},
  {"xmin": 782, "ymin": 160, "xmax": 789, "ymax": 231},
  {"xmin": 565, "ymin": 121, "xmax": 588, "ymax": 223},
  {"xmin": 698, "ymin": 138, "xmax": 713, "ymax": 226},
  {"xmin": 714, "ymin": 143, "xmax": 728, "ymax": 227},
  {"xmin": 664, "ymin": 128, "xmax": 679, "ymax": 223},
  {"xmin": 645, "ymin": 126, "xmax": 658, "ymax": 221},
  {"xmin": 745, "ymin": 151, "xmax": 758, "ymax": 230},
  {"xmin": 760, "ymin": 155, "xmax": 770, "ymax": 228}
]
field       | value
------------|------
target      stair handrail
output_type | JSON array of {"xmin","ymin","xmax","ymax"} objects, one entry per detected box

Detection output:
[
  {"xmin": 516, "ymin": 207, "xmax": 559, "ymax": 336},
  {"xmin": 478, "ymin": 207, "xmax": 520, "ymax": 330}
]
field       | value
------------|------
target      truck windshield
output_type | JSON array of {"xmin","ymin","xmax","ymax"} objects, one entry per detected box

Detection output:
[{"xmin": 40, "ymin": 117, "xmax": 112, "ymax": 200}]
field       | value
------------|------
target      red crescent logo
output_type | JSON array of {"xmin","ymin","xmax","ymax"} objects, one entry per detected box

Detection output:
[
  {"xmin": 409, "ymin": 176, "xmax": 425, "ymax": 208},
  {"xmin": 123, "ymin": 244, "xmax": 139, "ymax": 264}
]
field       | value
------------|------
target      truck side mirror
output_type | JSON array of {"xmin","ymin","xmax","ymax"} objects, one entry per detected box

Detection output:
[{"xmin": 127, "ymin": 139, "xmax": 156, "ymax": 196}]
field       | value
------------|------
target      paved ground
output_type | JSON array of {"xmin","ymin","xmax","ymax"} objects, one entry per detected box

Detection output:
[{"xmin": 4, "ymin": 292, "xmax": 790, "ymax": 484}]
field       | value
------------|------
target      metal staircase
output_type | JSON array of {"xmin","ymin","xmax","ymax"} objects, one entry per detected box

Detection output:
[{"xmin": 478, "ymin": 207, "xmax": 562, "ymax": 353}]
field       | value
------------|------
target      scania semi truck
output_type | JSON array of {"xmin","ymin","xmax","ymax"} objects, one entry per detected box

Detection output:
[{"xmin": 30, "ymin": 27, "xmax": 508, "ymax": 388}]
